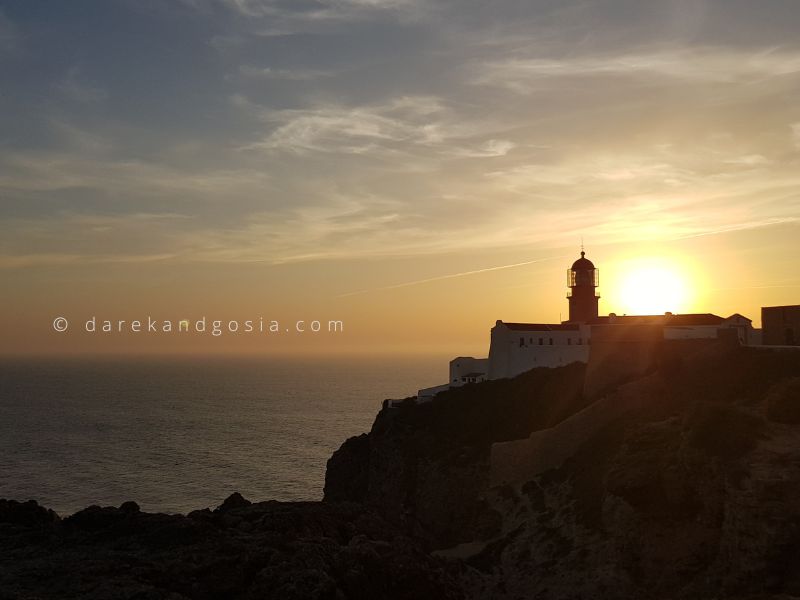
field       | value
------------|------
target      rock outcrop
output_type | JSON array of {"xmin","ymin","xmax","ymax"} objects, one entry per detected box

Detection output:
[
  {"xmin": 2, "ymin": 342, "xmax": 800, "ymax": 599},
  {"xmin": 0, "ymin": 496, "xmax": 472, "ymax": 599},
  {"xmin": 324, "ymin": 361, "xmax": 589, "ymax": 547},
  {"xmin": 325, "ymin": 342, "xmax": 800, "ymax": 599}
]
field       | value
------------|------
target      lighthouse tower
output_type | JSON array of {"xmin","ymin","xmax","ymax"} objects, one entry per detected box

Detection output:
[{"xmin": 566, "ymin": 250, "xmax": 599, "ymax": 322}]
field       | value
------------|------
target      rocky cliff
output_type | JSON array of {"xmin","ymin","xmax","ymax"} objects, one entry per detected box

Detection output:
[
  {"xmin": 324, "ymin": 361, "xmax": 589, "ymax": 547},
  {"xmin": 0, "ymin": 496, "xmax": 475, "ymax": 599},
  {"xmin": 324, "ymin": 341, "xmax": 800, "ymax": 599},
  {"xmin": 2, "ymin": 342, "xmax": 800, "ymax": 599}
]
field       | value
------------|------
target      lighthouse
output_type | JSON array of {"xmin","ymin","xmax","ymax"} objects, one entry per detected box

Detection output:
[
  {"xmin": 415, "ymin": 246, "xmax": 758, "ymax": 400},
  {"xmin": 566, "ymin": 250, "xmax": 600, "ymax": 322}
]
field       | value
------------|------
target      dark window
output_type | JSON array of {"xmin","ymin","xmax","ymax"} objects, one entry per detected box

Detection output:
[
  {"xmin": 549, "ymin": 338, "xmax": 553, "ymax": 345},
  {"xmin": 539, "ymin": 338, "xmax": 543, "ymax": 345},
  {"xmin": 568, "ymin": 338, "xmax": 571, "ymax": 345},
  {"xmin": 519, "ymin": 337, "xmax": 524, "ymax": 347}
]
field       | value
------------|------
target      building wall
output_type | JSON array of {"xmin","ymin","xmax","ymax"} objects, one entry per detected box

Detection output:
[
  {"xmin": 449, "ymin": 357, "xmax": 489, "ymax": 386},
  {"xmin": 416, "ymin": 357, "xmax": 490, "ymax": 401},
  {"xmin": 487, "ymin": 323, "xmax": 590, "ymax": 380},
  {"xmin": 663, "ymin": 323, "xmax": 753, "ymax": 344},
  {"xmin": 418, "ymin": 312, "xmax": 760, "ymax": 402},
  {"xmin": 416, "ymin": 383, "xmax": 450, "ymax": 402},
  {"xmin": 721, "ymin": 314, "xmax": 757, "ymax": 345},
  {"xmin": 762, "ymin": 305, "xmax": 800, "ymax": 346},
  {"xmin": 663, "ymin": 325, "xmax": 721, "ymax": 340},
  {"xmin": 583, "ymin": 323, "xmax": 664, "ymax": 399}
]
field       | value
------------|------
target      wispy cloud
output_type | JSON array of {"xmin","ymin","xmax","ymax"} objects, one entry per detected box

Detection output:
[
  {"xmin": 471, "ymin": 47, "xmax": 800, "ymax": 92},
  {"xmin": 202, "ymin": 0, "xmax": 433, "ymax": 37},
  {"xmin": 0, "ymin": 151, "xmax": 273, "ymax": 198},
  {"xmin": 338, "ymin": 255, "xmax": 568, "ymax": 297},
  {"xmin": 723, "ymin": 154, "xmax": 769, "ymax": 167},
  {"xmin": 221, "ymin": 0, "xmax": 426, "ymax": 21},
  {"xmin": 238, "ymin": 95, "xmax": 518, "ymax": 160},
  {"xmin": 0, "ymin": 252, "xmax": 178, "ymax": 269},
  {"xmin": 448, "ymin": 139, "xmax": 516, "ymax": 158},
  {"xmin": 0, "ymin": 213, "xmax": 191, "ymax": 269},
  {"xmin": 236, "ymin": 65, "xmax": 336, "ymax": 81},
  {"xmin": 2, "ymin": 1, "xmax": 800, "ymax": 271},
  {"xmin": 674, "ymin": 216, "xmax": 799, "ymax": 240},
  {"xmin": 241, "ymin": 96, "xmax": 449, "ymax": 154}
]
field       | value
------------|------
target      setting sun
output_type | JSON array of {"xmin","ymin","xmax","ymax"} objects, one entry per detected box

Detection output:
[{"xmin": 614, "ymin": 259, "xmax": 692, "ymax": 316}]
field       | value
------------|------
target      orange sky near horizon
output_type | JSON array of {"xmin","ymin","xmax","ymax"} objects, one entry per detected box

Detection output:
[
  {"xmin": 3, "ymin": 220, "xmax": 798, "ymax": 358},
  {"xmin": 2, "ymin": 2, "xmax": 799, "ymax": 359}
]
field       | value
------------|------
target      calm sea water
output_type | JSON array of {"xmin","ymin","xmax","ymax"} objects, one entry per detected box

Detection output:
[{"xmin": 0, "ymin": 355, "xmax": 444, "ymax": 516}]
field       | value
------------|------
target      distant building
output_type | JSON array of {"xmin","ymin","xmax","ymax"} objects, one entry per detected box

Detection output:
[
  {"xmin": 449, "ymin": 356, "xmax": 489, "ymax": 386},
  {"xmin": 418, "ymin": 357, "xmax": 488, "ymax": 401},
  {"xmin": 762, "ymin": 305, "xmax": 800, "ymax": 346},
  {"xmin": 415, "ymin": 250, "xmax": 760, "ymax": 401}
]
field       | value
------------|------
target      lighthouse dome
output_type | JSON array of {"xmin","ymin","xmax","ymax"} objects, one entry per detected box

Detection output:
[{"xmin": 571, "ymin": 251, "xmax": 595, "ymax": 270}]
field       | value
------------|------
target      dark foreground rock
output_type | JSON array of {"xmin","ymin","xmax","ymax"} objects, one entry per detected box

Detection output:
[
  {"xmin": 325, "ymin": 343, "xmax": 800, "ymax": 599},
  {"xmin": 3, "ymin": 343, "xmax": 800, "ymax": 599},
  {"xmin": 0, "ymin": 496, "xmax": 474, "ymax": 600}
]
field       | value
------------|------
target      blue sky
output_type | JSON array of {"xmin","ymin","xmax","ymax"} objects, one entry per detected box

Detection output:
[{"xmin": 2, "ymin": 0, "xmax": 798, "ymax": 264}]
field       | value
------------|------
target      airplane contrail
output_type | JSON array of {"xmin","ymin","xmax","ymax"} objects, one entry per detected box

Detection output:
[
  {"xmin": 337, "ymin": 255, "xmax": 569, "ymax": 298},
  {"xmin": 675, "ymin": 216, "xmax": 798, "ymax": 240}
]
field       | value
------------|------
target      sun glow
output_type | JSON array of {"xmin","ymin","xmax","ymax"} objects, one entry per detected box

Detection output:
[{"xmin": 614, "ymin": 258, "xmax": 693, "ymax": 316}]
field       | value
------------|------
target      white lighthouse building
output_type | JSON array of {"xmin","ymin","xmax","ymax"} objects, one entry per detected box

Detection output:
[{"xmin": 415, "ymin": 250, "xmax": 756, "ymax": 401}]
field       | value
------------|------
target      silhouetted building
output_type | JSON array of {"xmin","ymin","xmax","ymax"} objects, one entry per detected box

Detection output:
[
  {"xmin": 566, "ymin": 251, "xmax": 599, "ymax": 322},
  {"xmin": 762, "ymin": 305, "xmax": 800, "ymax": 346},
  {"xmin": 415, "ymin": 250, "xmax": 758, "ymax": 399},
  {"xmin": 590, "ymin": 312, "xmax": 755, "ymax": 344}
]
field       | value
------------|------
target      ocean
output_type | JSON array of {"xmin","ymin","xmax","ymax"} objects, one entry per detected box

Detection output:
[{"xmin": 0, "ymin": 355, "xmax": 444, "ymax": 516}]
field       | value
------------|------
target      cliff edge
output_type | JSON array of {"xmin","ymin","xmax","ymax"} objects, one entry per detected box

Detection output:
[
  {"xmin": 2, "ymin": 342, "xmax": 800, "ymax": 599},
  {"xmin": 324, "ymin": 341, "xmax": 800, "ymax": 599}
]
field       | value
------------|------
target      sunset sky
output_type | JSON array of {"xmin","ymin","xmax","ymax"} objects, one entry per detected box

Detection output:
[{"xmin": 1, "ymin": 0, "xmax": 799, "ymax": 356}]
